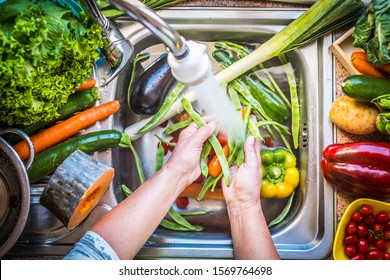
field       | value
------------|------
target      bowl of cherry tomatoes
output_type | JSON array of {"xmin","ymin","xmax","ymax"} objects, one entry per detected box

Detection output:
[{"xmin": 333, "ymin": 198, "xmax": 390, "ymax": 260}]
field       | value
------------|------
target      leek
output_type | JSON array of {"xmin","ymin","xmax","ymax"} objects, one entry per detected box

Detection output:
[{"xmin": 126, "ymin": 0, "xmax": 364, "ymax": 138}]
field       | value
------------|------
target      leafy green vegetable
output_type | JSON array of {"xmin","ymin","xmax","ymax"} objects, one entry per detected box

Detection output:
[
  {"xmin": 0, "ymin": 0, "xmax": 103, "ymax": 126},
  {"xmin": 352, "ymin": 0, "xmax": 390, "ymax": 65}
]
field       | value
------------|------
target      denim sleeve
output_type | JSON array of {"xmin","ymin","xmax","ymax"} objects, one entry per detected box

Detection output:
[{"xmin": 63, "ymin": 231, "xmax": 119, "ymax": 260}]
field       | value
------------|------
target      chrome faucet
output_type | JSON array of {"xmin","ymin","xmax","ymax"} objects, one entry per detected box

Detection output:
[{"xmin": 79, "ymin": 0, "xmax": 189, "ymax": 86}]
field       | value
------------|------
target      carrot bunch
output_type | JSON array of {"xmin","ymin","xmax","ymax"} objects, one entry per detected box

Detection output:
[
  {"xmin": 13, "ymin": 100, "xmax": 120, "ymax": 160},
  {"xmin": 351, "ymin": 51, "xmax": 390, "ymax": 78}
]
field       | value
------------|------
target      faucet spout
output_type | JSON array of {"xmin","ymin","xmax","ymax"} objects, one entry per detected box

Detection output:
[{"xmin": 108, "ymin": 0, "xmax": 188, "ymax": 58}]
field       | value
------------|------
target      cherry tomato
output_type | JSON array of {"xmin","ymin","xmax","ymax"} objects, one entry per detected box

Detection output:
[
  {"xmin": 216, "ymin": 134, "xmax": 228, "ymax": 146},
  {"xmin": 384, "ymin": 230, "xmax": 390, "ymax": 241},
  {"xmin": 375, "ymin": 211, "xmax": 389, "ymax": 224},
  {"xmin": 356, "ymin": 223, "xmax": 368, "ymax": 237},
  {"xmin": 374, "ymin": 239, "xmax": 388, "ymax": 251},
  {"xmin": 350, "ymin": 253, "xmax": 365, "ymax": 260},
  {"xmin": 366, "ymin": 249, "xmax": 383, "ymax": 260},
  {"xmin": 383, "ymin": 252, "xmax": 390, "ymax": 260},
  {"xmin": 356, "ymin": 238, "xmax": 370, "ymax": 254},
  {"xmin": 343, "ymin": 235, "xmax": 358, "ymax": 245},
  {"xmin": 361, "ymin": 205, "xmax": 373, "ymax": 216},
  {"xmin": 364, "ymin": 214, "xmax": 375, "ymax": 226},
  {"xmin": 158, "ymin": 142, "xmax": 169, "ymax": 155},
  {"xmin": 345, "ymin": 221, "xmax": 358, "ymax": 235},
  {"xmin": 344, "ymin": 245, "xmax": 357, "ymax": 258},
  {"xmin": 193, "ymin": 174, "xmax": 204, "ymax": 184},
  {"xmin": 167, "ymin": 137, "xmax": 178, "ymax": 152},
  {"xmin": 175, "ymin": 197, "xmax": 189, "ymax": 209},
  {"xmin": 372, "ymin": 223, "xmax": 384, "ymax": 234},
  {"xmin": 351, "ymin": 211, "xmax": 364, "ymax": 223},
  {"xmin": 158, "ymin": 120, "xmax": 169, "ymax": 128},
  {"xmin": 367, "ymin": 232, "xmax": 377, "ymax": 244},
  {"xmin": 384, "ymin": 220, "xmax": 390, "ymax": 231}
]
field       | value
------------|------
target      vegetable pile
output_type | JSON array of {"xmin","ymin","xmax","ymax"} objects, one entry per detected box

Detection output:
[
  {"xmin": 342, "ymin": 204, "xmax": 390, "ymax": 260},
  {"xmin": 352, "ymin": 0, "xmax": 390, "ymax": 65},
  {"xmin": 0, "ymin": 0, "xmax": 103, "ymax": 126}
]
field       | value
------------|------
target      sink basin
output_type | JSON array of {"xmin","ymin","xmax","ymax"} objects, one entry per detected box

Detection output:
[
  {"xmin": 108, "ymin": 7, "xmax": 336, "ymax": 259},
  {"xmin": 7, "ymin": 7, "xmax": 336, "ymax": 260}
]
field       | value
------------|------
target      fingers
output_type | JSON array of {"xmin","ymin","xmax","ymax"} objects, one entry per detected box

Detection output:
[{"xmin": 244, "ymin": 136, "xmax": 261, "ymax": 168}]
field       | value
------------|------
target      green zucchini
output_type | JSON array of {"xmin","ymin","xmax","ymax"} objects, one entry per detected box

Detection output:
[
  {"xmin": 4, "ymin": 87, "xmax": 100, "ymax": 144},
  {"xmin": 342, "ymin": 75, "xmax": 390, "ymax": 102},
  {"xmin": 28, "ymin": 130, "xmax": 130, "ymax": 183},
  {"xmin": 212, "ymin": 49, "xmax": 290, "ymax": 123}
]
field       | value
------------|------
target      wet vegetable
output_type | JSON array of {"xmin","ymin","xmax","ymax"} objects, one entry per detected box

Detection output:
[
  {"xmin": 376, "ymin": 111, "xmax": 390, "ymax": 136},
  {"xmin": 260, "ymin": 147, "xmax": 299, "ymax": 199},
  {"xmin": 321, "ymin": 142, "xmax": 390, "ymax": 199},
  {"xmin": 129, "ymin": 52, "xmax": 176, "ymax": 115}
]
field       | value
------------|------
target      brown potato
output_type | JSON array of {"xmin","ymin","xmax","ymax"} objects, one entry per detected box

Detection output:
[{"xmin": 329, "ymin": 95, "xmax": 379, "ymax": 135}]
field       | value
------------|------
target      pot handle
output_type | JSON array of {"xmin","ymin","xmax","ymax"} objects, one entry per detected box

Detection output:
[{"xmin": 0, "ymin": 128, "xmax": 35, "ymax": 171}]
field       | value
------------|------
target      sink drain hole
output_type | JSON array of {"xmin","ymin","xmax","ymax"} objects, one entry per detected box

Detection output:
[{"xmin": 301, "ymin": 122, "xmax": 308, "ymax": 148}]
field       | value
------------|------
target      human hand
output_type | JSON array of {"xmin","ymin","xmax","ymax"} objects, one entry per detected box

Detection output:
[
  {"xmin": 165, "ymin": 119, "xmax": 216, "ymax": 187},
  {"xmin": 222, "ymin": 136, "xmax": 262, "ymax": 208}
]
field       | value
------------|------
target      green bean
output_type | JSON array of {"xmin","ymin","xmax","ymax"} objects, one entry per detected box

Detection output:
[
  {"xmin": 200, "ymin": 142, "xmax": 212, "ymax": 178},
  {"xmin": 268, "ymin": 190, "xmax": 296, "ymax": 228},
  {"xmin": 159, "ymin": 219, "xmax": 203, "ymax": 232},
  {"xmin": 128, "ymin": 140, "xmax": 146, "ymax": 184},
  {"xmin": 248, "ymin": 118, "xmax": 263, "ymax": 141},
  {"xmin": 154, "ymin": 134, "xmax": 176, "ymax": 147},
  {"xmin": 127, "ymin": 53, "xmax": 151, "ymax": 110},
  {"xmin": 167, "ymin": 208, "xmax": 197, "ymax": 230},
  {"xmin": 227, "ymin": 87, "xmax": 242, "ymax": 111},
  {"xmin": 197, "ymin": 176, "xmax": 218, "ymax": 201},
  {"xmin": 181, "ymin": 98, "xmax": 231, "ymax": 186},
  {"xmin": 256, "ymin": 120, "xmax": 290, "ymax": 135},
  {"xmin": 280, "ymin": 54, "xmax": 300, "ymax": 149},
  {"xmin": 154, "ymin": 142, "xmax": 165, "ymax": 173},
  {"xmin": 163, "ymin": 118, "xmax": 193, "ymax": 135},
  {"xmin": 137, "ymin": 82, "xmax": 186, "ymax": 134},
  {"xmin": 179, "ymin": 210, "xmax": 212, "ymax": 216}
]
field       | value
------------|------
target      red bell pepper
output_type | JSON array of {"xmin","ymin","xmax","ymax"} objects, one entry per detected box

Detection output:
[{"xmin": 321, "ymin": 142, "xmax": 390, "ymax": 199}]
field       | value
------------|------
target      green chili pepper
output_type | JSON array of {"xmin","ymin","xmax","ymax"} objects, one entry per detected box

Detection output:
[{"xmin": 260, "ymin": 147, "xmax": 299, "ymax": 199}]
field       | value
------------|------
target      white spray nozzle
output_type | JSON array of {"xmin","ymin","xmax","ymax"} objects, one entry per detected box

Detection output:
[{"xmin": 167, "ymin": 41, "xmax": 211, "ymax": 86}]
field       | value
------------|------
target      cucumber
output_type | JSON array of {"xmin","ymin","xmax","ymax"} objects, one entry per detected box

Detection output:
[
  {"xmin": 212, "ymin": 49, "xmax": 290, "ymax": 123},
  {"xmin": 342, "ymin": 75, "xmax": 390, "ymax": 102},
  {"xmin": 4, "ymin": 87, "xmax": 100, "ymax": 144},
  {"xmin": 28, "ymin": 130, "xmax": 130, "ymax": 183}
]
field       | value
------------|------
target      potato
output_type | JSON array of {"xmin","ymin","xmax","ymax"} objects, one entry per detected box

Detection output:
[{"xmin": 329, "ymin": 95, "xmax": 379, "ymax": 135}]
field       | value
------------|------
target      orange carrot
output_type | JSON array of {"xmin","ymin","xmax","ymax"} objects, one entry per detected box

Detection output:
[
  {"xmin": 13, "ymin": 100, "xmax": 120, "ymax": 160},
  {"xmin": 179, "ymin": 183, "xmax": 224, "ymax": 201},
  {"xmin": 351, "ymin": 52, "xmax": 388, "ymax": 78},
  {"xmin": 75, "ymin": 78, "xmax": 96, "ymax": 93},
  {"xmin": 375, "ymin": 63, "xmax": 390, "ymax": 75}
]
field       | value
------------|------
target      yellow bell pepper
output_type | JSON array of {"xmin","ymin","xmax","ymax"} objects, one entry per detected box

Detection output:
[{"xmin": 260, "ymin": 148, "xmax": 299, "ymax": 199}]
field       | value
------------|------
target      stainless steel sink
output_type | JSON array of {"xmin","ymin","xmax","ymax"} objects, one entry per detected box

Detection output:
[{"xmin": 6, "ymin": 7, "xmax": 336, "ymax": 260}]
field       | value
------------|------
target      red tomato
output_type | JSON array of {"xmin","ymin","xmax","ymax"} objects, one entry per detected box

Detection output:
[
  {"xmin": 193, "ymin": 174, "xmax": 204, "ymax": 184},
  {"xmin": 216, "ymin": 134, "xmax": 228, "ymax": 146},
  {"xmin": 366, "ymin": 249, "xmax": 383, "ymax": 260},
  {"xmin": 167, "ymin": 137, "xmax": 178, "ymax": 151},
  {"xmin": 384, "ymin": 230, "xmax": 390, "ymax": 241},
  {"xmin": 374, "ymin": 239, "xmax": 388, "ymax": 251},
  {"xmin": 350, "ymin": 253, "xmax": 365, "ymax": 260},
  {"xmin": 372, "ymin": 223, "xmax": 384, "ymax": 233},
  {"xmin": 384, "ymin": 220, "xmax": 390, "ymax": 231},
  {"xmin": 364, "ymin": 214, "xmax": 375, "ymax": 226},
  {"xmin": 344, "ymin": 245, "xmax": 357, "ymax": 258},
  {"xmin": 351, "ymin": 211, "xmax": 364, "ymax": 223},
  {"xmin": 367, "ymin": 232, "xmax": 377, "ymax": 244},
  {"xmin": 175, "ymin": 197, "xmax": 189, "ymax": 209},
  {"xmin": 356, "ymin": 238, "xmax": 370, "ymax": 254},
  {"xmin": 343, "ymin": 235, "xmax": 358, "ymax": 245},
  {"xmin": 375, "ymin": 211, "xmax": 389, "ymax": 224},
  {"xmin": 345, "ymin": 221, "xmax": 358, "ymax": 235},
  {"xmin": 356, "ymin": 223, "xmax": 368, "ymax": 237},
  {"xmin": 361, "ymin": 205, "xmax": 373, "ymax": 216},
  {"xmin": 158, "ymin": 142, "xmax": 169, "ymax": 155},
  {"xmin": 383, "ymin": 252, "xmax": 390, "ymax": 260}
]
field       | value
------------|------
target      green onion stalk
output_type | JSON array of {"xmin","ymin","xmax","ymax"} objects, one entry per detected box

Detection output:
[{"xmin": 132, "ymin": 0, "xmax": 364, "ymax": 136}]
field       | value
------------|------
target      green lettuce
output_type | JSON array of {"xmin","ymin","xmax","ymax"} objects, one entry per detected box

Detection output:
[
  {"xmin": 352, "ymin": 0, "xmax": 390, "ymax": 65},
  {"xmin": 0, "ymin": 0, "xmax": 103, "ymax": 125}
]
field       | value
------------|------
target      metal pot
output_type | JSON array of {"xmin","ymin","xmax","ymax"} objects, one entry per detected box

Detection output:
[{"xmin": 0, "ymin": 129, "xmax": 34, "ymax": 258}]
